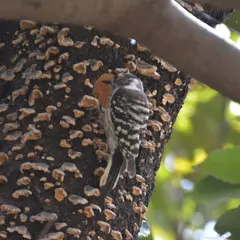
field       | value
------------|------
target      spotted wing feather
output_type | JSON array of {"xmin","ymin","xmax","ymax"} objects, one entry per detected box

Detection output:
[{"xmin": 110, "ymin": 87, "xmax": 149, "ymax": 177}]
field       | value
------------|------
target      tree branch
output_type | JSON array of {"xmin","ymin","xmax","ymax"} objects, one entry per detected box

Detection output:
[
  {"xmin": 179, "ymin": 0, "xmax": 234, "ymax": 26},
  {"xmin": 0, "ymin": 0, "xmax": 240, "ymax": 102},
  {"xmin": 196, "ymin": 0, "xmax": 240, "ymax": 8}
]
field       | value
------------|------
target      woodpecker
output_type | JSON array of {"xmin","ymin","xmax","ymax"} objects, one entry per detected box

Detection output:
[{"xmin": 99, "ymin": 73, "xmax": 149, "ymax": 193}]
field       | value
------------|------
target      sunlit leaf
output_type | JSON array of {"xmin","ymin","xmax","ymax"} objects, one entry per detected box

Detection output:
[
  {"xmin": 215, "ymin": 207, "xmax": 240, "ymax": 240},
  {"xmin": 196, "ymin": 147, "xmax": 240, "ymax": 184},
  {"xmin": 226, "ymin": 102, "xmax": 240, "ymax": 133},
  {"xmin": 227, "ymin": 199, "xmax": 240, "ymax": 210},
  {"xmin": 175, "ymin": 158, "xmax": 193, "ymax": 174},
  {"xmin": 193, "ymin": 148, "xmax": 207, "ymax": 165},
  {"xmin": 229, "ymin": 101, "xmax": 240, "ymax": 117},
  {"xmin": 230, "ymin": 32, "xmax": 240, "ymax": 42},
  {"xmin": 152, "ymin": 225, "xmax": 175, "ymax": 240},
  {"xmin": 191, "ymin": 176, "xmax": 240, "ymax": 202}
]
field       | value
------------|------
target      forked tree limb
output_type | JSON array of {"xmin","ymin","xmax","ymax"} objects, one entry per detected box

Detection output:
[{"xmin": 0, "ymin": 0, "xmax": 240, "ymax": 102}]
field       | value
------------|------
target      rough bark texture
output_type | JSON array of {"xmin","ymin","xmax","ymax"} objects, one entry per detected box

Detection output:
[
  {"xmin": 197, "ymin": 0, "xmax": 240, "ymax": 8},
  {"xmin": 0, "ymin": 4, "xmax": 234, "ymax": 240},
  {"xmin": 183, "ymin": 0, "xmax": 234, "ymax": 26},
  {"xmin": 0, "ymin": 21, "xmax": 190, "ymax": 240},
  {"xmin": 203, "ymin": 4, "xmax": 234, "ymax": 22}
]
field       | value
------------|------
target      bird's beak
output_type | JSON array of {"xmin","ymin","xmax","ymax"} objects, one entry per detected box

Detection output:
[{"xmin": 102, "ymin": 80, "xmax": 112, "ymax": 85}]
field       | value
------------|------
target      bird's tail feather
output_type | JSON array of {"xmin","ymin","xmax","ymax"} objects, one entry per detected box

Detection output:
[
  {"xmin": 112, "ymin": 160, "xmax": 126, "ymax": 189},
  {"xmin": 126, "ymin": 159, "xmax": 136, "ymax": 179},
  {"xmin": 100, "ymin": 148, "xmax": 125, "ymax": 196}
]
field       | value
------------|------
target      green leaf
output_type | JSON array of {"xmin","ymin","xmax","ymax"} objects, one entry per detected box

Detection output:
[
  {"xmin": 230, "ymin": 32, "xmax": 240, "ymax": 43},
  {"xmin": 191, "ymin": 176, "xmax": 240, "ymax": 202},
  {"xmin": 197, "ymin": 147, "xmax": 240, "ymax": 184},
  {"xmin": 215, "ymin": 207, "xmax": 240, "ymax": 240}
]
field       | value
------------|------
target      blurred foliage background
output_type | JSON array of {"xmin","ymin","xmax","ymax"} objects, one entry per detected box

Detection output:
[{"xmin": 141, "ymin": 10, "xmax": 240, "ymax": 240}]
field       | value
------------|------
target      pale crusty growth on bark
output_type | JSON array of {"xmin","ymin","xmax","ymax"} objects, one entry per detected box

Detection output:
[
  {"xmin": 0, "ymin": 0, "xmax": 240, "ymax": 102},
  {"xmin": 0, "ymin": 21, "xmax": 190, "ymax": 239}
]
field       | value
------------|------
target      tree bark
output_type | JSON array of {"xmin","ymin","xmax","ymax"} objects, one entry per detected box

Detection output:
[
  {"xmin": 0, "ymin": 20, "xmax": 191, "ymax": 239},
  {"xmin": 0, "ymin": 0, "xmax": 240, "ymax": 103},
  {"xmin": 197, "ymin": 0, "xmax": 240, "ymax": 8}
]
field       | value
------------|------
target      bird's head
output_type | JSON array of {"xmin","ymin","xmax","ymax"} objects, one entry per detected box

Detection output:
[{"xmin": 103, "ymin": 73, "xmax": 144, "ymax": 91}]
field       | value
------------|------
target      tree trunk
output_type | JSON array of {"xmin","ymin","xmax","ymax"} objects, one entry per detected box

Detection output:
[{"xmin": 0, "ymin": 4, "xmax": 233, "ymax": 239}]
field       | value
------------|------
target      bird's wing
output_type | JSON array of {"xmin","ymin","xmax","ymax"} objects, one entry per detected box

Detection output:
[{"xmin": 110, "ymin": 87, "xmax": 149, "ymax": 177}]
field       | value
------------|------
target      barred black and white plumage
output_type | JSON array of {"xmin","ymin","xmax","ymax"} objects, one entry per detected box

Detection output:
[{"xmin": 99, "ymin": 73, "xmax": 149, "ymax": 193}]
